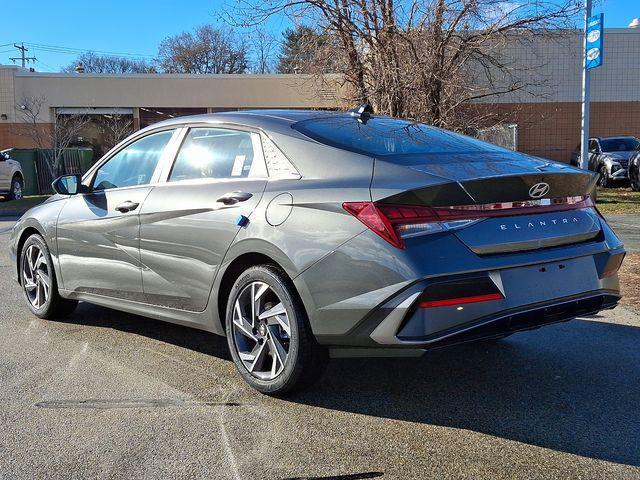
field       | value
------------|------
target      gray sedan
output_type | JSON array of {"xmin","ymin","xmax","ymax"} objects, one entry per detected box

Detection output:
[{"xmin": 9, "ymin": 110, "xmax": 624, "ymax": 395}]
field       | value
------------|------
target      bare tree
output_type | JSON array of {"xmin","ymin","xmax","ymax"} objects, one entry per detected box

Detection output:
[
  {"xmin": 228, "ymin": 0, "xmax": 580, "ymax": 131},
  {"xmin": 250, "ymin": 28, "xmax": 279, "ymax": 73},
  {"xmin": 15, "ymin": 96, "xmax": 90, "ymax": 175},
  {"xmin": 99, "ymin": 114, "xmax": 133, "ymax": 151},
  {"xmin": 157, "ymin": 25, "xmax": 248, "ymax": 74},
  {"xmin": 62, "ymin": 52, "xmax": 155, "ymax": 73}
]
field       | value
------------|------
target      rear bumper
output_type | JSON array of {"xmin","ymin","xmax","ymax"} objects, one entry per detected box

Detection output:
[
  {"xmin": 327, "ymin": 291, "xmax": 619, "ymax": 357},
  {"xmin": 373, "ymin": 291, "xmax": 619, "ymax": 349},
  {"xmin": 319, "ymin": 251, "xmax": 621, "ymax": 348},
  {"xmin": 304, "ymin": 243, "xmax": 624, "ymax": 349}
]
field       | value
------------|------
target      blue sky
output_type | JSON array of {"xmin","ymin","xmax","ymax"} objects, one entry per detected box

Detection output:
[{"xmin": 0, "ymin": 0, "xmax": 637, "ymax": 71}]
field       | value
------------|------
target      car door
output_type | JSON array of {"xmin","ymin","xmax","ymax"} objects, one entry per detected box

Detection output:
[
  {"xmin": 138, "ymin": 126, "xmax": 268, "ymax": 311},
  {"xmin": 56, "ymin": 128, "xmax": 179, "ymax": 300}
]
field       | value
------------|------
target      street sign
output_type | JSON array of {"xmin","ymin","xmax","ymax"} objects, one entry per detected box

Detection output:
[{"xmin": 586, "ymin": 13, "xmax": 604, "ymax": 70}]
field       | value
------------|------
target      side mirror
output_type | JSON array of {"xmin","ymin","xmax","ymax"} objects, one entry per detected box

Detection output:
[
  {"xmin": 0, "ymin": 152, "xmax": 8, "ymax": 161},
  {"xmin": 52, "ymin": 174, "xmax": 83, "ymax": 195}
]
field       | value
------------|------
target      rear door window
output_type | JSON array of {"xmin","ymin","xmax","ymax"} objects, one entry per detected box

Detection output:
[{"xmin": 169, "ymin": 128, "xmax": 266, "ymax": 181}]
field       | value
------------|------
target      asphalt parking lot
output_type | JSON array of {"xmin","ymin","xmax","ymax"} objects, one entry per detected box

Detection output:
[
  {"xmin": 607, "ymin": 214, "xmax": 640, "ymax": 253},
  {"xmin": 1, "ymin": 217, "xmax": 639, "ymax": 479}
]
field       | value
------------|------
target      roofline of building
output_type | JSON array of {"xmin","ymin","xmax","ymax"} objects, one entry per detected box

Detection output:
[{"xmin": 9, "ymin": 70, "xmax": 341, "ymax": 80}]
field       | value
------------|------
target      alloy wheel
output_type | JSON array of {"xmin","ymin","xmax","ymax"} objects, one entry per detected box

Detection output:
[
  {"xmin": 12, "ymin": 180, "xmax": 22, "ymax": 200},
  {"xmin": 231, "ymin": 281, "xmax": 291, "ymax": 380},
  {"xmin": 22, "ymin": 244, "xmax": 50, "ymax": 309}
]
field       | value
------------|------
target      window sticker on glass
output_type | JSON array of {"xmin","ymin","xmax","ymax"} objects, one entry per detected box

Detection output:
[{"xmin": 232, "ymin": 155, "xmax": 246, "ymax": 177}]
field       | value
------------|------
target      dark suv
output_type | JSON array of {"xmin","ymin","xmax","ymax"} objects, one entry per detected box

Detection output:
[{"xmin": 570, "ymin": 136, "xmax": 639, "ymax": 187}]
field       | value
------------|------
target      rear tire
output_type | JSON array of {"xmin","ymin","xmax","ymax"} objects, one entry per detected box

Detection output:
[
  {"xmin": 225, "ymin": 264, "xmax": 328, "ymax": 396},
  {"xmin": 20, "ymin": 234, "xmax": 78, "ymax": 319},
  {"xmin": 9, "ymin": 175, "xmax": 23, "ymax": 201}
]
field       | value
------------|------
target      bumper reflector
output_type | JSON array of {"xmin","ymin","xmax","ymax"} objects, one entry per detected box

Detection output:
[
  {"xmin": 419, "ymin": 292, "xmax": 504, "ymax": 308},
  {"xmin": 417, "ymin": 276, "xmax": 504, "ymax": 308}
]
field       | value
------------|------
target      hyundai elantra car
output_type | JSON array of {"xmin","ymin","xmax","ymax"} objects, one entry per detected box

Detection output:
[{"xmin": 9, "ymin": 109, "xmax": 625, "ymax": 395}]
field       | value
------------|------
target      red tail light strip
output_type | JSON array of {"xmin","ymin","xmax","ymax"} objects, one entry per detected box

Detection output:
[
  {"xmin": 343, "ymin": 195, "xmax": 594, "ymax": 249},
  {"xmin": 419, "ymin": 292, "xmax": 504, "ymax": 308}
]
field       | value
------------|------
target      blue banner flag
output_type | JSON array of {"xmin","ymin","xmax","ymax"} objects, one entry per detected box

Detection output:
[{"xmin": 586, "ymin": 13, "xmax": 604, "ymax": 70}]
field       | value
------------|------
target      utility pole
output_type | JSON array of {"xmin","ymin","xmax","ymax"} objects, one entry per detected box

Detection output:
[
  {"xmin": 579, "ymin": 0, "xmax": 592, "ymax": 170},
  {"xmin": 9, "ymin": 43, "xmax": 37, "ymax": 68}
]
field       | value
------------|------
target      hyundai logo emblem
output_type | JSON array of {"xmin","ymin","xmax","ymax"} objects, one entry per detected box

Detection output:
[{"xmin": 529, "ymin": 182, "xmax": 550, "ymax": 199}]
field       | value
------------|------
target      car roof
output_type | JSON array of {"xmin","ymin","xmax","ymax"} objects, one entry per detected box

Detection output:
[
  {"xmin": 147, "ymin": 109, "xmax": 347, "ymax": 132},
  {"xmin": 591, "ymin": 135, "xmax": 638, "ymax": 141}
]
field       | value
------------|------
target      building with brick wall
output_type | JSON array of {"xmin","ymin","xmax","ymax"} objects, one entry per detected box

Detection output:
[{"xmin": 1, "ymin": 27, "xmax": 639, "ymax": 163}]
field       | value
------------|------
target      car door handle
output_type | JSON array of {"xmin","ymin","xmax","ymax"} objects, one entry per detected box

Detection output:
[
  {"xmin": 115, "ymin": 200, "xmax": 140, "ymax": 213},
  {"xmin": 216, "ymin": 191, "xmax": 253, "ymax": 205}
]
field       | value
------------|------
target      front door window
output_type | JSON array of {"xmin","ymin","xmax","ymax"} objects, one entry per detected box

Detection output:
[{"xmin": 93, "ymin": 130, "xmax": 174, "ymax": 190}]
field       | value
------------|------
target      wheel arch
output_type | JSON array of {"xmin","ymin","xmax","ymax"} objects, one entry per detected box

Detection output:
[
  {"xmin": 211, "ymin": 236, "xmax": 311, "ymax": 335},
  {"xmin": 216, "ymin": 252, "xmax": 281, "ymax": 324},
  {"xmin": 15, "ymin": 225, "xmax": 45, "ymax": 282}
]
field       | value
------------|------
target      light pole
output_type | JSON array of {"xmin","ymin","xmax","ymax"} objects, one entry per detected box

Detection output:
[{"xmin": 579, "ymin": 0, "xmax": 592, "ymax": 170}]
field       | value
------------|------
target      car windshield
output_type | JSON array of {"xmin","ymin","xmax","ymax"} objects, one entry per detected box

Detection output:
[
  {"xmin": 293, "ymin": 116, "xmax": 509, "ymax": 157},
  {"xmin": 599, "ymin": 137, "xmax": 639, "ymax": 152}
]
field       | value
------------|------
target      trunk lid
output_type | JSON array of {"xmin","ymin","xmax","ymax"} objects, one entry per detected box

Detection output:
[{"xmin": 371, "ymin": 152, "xmax": 601, "ymax": 254}]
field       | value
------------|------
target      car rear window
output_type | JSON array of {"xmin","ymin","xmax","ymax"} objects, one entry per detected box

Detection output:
[{"xmin": 293, "ymin": 116, "xmax": 508, "ymax": 157}]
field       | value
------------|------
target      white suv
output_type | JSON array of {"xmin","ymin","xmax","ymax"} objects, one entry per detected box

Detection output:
[{"xmin": 0, "ymin": 150, "xmax": 25, "ymax": 201}]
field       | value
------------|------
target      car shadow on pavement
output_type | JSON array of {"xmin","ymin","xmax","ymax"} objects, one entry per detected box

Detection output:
[
  {"xmin": 55, "ymin": 302, "xmax": 232, "ymax": 360},
  {"xmin": 56, "ymin": 304, "xmax": 639, "ymax": 467},
  {"xmin": 293, "ymin": 316, "xmax": 640, "ymax": 467}
]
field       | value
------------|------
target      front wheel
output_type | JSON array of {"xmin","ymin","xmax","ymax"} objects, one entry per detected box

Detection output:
[
  {"xmin": 9, "ymin": 175, "xmax": 23, "ymax": 200},
  {"xmin": 225, "ymin": 265, "xmax": 327, "ymax": 396},
  {"xmin": 20, "ymin": 234, "xmax": 78, "ymax": 319},
  {"xmin": 631, "ymin": 168, "xmax": 640, "ymax": 192},
  {"xmin": 597, "ymin": 165, "xmax": 610, "ymax": 188}
]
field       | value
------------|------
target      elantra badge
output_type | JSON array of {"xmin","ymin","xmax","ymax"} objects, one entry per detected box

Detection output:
[{"xmin": 529, "ymin": 182, "xmax": 550, "ymax": 199}]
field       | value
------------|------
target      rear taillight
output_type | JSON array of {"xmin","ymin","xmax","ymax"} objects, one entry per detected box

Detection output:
[{"xmin": 343, "ymin": 195, "xmax": 593, "ymax": 249}]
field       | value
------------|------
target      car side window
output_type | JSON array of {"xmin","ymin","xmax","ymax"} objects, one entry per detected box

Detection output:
[
  {"xmin": 588, "ymin": 140, "xmax": 599, "ymax": 153},
  {"xmin": 169, "ymin": 128, "xmax": 266, "ymax": 182},
  {"xmin": 93, "ymin": 130, "xmax": 174, "ymax": 190}
]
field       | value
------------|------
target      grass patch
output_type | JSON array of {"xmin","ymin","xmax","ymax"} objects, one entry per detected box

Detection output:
[
  {"xmin": 619, "ymin": 253, "xmax": 640, "ymax": 313},
  {"xmin": 595, "ymin": 187, "xmax": 640, "ymax": 215},
  {"xmin": 0, "ymin": 195, "xmax": 50, "ymax": 216}
]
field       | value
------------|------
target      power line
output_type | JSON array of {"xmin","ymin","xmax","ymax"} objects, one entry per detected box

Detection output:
[
  {"xmin": 34, "ymin": 58, "xmax": 57, "ymax": 72},
  {"xmin": 24, "ymin": 42, "xmax": 155, "ymax": 59}
]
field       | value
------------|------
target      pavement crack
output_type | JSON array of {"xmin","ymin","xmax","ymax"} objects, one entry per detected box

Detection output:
[
  {"xmin": 34, "ymin": 398, "xmax": 244, "ymax": 409},
  {"xmin": 282, "ymin": 473, "xmax": 384, "ymax": 480}
]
